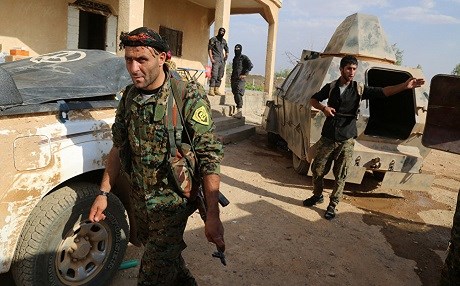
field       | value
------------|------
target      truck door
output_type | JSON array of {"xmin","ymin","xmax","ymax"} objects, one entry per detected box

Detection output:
[{"xmin": 422, "ymin": 74, "xmax": 460, "ymax": 154}]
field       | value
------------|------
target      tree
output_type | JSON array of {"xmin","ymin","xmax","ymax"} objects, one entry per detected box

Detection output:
[
  {"xmin": 275, "ymin": 68, "xmax": 291, "ymax": 79},
  {"xmin": 391, "ymin": 43, "xmax": 403, "ymax": 66},
  {"xmin": 452, "ymin": 64, "xmax": 460, "ymax": 76}
]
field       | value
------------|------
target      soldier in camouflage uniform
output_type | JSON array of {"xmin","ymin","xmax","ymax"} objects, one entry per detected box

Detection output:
[
  {"xmin": 440, "ymin": 190, "xmax": 460, "ymax": 285},
  {"xmin": 89, "ymin": 27, "xmax": 225, "ymax": 285},
  {"xmin": 302, "ymin": 55, "xmax": 424, "ymax": 220}
]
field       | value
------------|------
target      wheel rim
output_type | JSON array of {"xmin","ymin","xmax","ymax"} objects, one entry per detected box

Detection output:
[{"xmin": 55, "ymin": 220, "xmax": 111, "ymax": 285}]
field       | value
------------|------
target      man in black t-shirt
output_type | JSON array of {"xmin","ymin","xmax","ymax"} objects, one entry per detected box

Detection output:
[{"xmin": 302, "ymin": 55, "xmax": 425, "ymax": 220}]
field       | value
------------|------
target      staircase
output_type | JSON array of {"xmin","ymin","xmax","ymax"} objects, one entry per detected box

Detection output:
[{"xmin": 208, "ymin": 91, "xmax": 257, "ymax": 144}]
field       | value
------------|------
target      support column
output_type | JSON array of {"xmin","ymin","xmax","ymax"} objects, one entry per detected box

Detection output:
[
  {"xmin": 214, "ymin": 0, "xmax": 231, "ymax": 95},
  {"xmin": 264, "ymin": 14, "xmax": 279, "ymax": 98},
  {"xmin": 117, "ymin": 0, "xmax": 145, "ymax": 56}
]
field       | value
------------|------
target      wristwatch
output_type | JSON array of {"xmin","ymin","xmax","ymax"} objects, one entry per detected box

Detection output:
[{"xmin": 98, "ymin": 190, "xmax": 109, "ymax": 197}]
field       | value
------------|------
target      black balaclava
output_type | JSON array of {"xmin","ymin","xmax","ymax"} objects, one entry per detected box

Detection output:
[
  {"xmin": 217, "ymin": 27, "xmax": 226, "ymax": 40},
  {"xmin": 234, "ymin": 44, "xmax": 242, "ymax": 57}
]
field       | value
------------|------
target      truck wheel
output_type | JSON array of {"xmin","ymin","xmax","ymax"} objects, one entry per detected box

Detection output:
[
  {"xmin": 12, "ymin": 182, "xmax": 129, "ymax": 286},
  {"xmin": 292, "ymin": 152, "xmax": 310, "ymax": 175},
  {"xmin": 267, "ymin": 132, "xmax": 280, "ymax": 148}
]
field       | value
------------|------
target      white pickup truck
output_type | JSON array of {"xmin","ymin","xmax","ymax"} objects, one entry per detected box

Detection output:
[{"xmin": 0, "ymin": 50, "xmax": 132, "ymax": 285}]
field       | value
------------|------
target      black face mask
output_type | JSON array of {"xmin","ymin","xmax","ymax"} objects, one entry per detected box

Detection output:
[
  {"xmin": 234, "ymin": 44, "xmax": 242, "ymax": 57},
  {"xmin": 217, "ymin": 28, "xmax": 225, "ymax": 40}
]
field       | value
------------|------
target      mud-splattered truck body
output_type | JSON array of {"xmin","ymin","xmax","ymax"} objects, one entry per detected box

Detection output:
[{"xmin": 0, "ymin": 50, "xmax": 131, "ymax": 285}]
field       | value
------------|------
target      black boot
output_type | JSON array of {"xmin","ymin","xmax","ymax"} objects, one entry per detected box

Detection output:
[
  {"xmin": 324, "ymin": 203, "xmax": 337, "ymax": 220},
  {"xmin": 302, "ymin": 195, "xmax": 324, "ymax": 206}
]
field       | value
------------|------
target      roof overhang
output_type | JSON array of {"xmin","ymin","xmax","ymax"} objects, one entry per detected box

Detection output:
[{"xmin": 188, "ymin": 0, "xmax": 281, "ymax": 23}]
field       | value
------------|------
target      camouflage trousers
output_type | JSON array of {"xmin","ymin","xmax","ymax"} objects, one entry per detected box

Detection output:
[
  {"xmin": 130, "ymin": 185, "xmax": 197, "ymax": 286},
  {"xmin": 440, "ymin": 190, "xmax": 460, "ymax": 285},
  {"xmin": 311, "ymin": 136, "xmax": 354, "ymax": 205}
]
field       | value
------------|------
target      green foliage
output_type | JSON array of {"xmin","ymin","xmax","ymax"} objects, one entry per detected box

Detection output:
[
  {"xmin": 452, "ymin": 63, "xmax": 460, "ymax": 75},
  {"xmin": 245, "ymin": 82, "xmax": 263, "ymax": 91},
  {"xmin": 391, "ymin": 43, "xmax": 403, "ymax": 66},
  {"xmin": 226, "ymin": 63, "xmax": 232, "ymax": 74},
  {"xmin": 275, "ymin": 68, "xmax": 291, "ymax": 78}
]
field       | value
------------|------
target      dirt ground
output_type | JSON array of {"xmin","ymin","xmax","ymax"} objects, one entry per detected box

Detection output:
[
  {"xmin": 1, "ymin": 130, "xmax": 458, "ymax": 286},
  {"xmin": 109, "ymin": 130, "xmax": 460, "ymax": 286}
]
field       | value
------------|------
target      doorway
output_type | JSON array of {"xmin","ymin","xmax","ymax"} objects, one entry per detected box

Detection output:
[{"xmin": 78, "ymin": 10, "xmax": 106, "ymax": 50}]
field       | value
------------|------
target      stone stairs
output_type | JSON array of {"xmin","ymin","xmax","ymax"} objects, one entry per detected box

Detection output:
[{"xmin": 208, "ymin": 91, "xmax": 257, "ymax": 144}]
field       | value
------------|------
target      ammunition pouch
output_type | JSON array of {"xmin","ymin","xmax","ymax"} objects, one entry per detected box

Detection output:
[{"xmin": 167, "ymin": 143, "xmax": 199, "ymax": 200}]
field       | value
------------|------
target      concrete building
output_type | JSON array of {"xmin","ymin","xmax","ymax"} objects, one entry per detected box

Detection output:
[{"xmin": 0, "ymin": 0, "xmax": 282, "ymax": 95}]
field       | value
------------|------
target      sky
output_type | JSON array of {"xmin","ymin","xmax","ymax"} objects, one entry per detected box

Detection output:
[{"xmin": 224, "ymin": 0, "xmax": 460, "ymax": 81}]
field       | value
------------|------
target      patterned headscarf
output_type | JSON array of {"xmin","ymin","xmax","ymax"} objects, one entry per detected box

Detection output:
[{"xmin": 119, "ymin": 27, "xmax": 171, "ymax": 59}]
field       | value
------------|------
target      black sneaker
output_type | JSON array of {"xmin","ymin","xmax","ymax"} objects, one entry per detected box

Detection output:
[
  {"xmin": 324, "ymin": 204, "xmax": 336, "ymax": 220},
  {"xmin": 302, "ymin": 195, "xmax": 324, "ymax": 206}
]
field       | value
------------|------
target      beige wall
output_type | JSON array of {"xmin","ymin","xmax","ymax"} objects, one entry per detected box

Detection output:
[
  {"xmin": 144, "ymin": 0, "xmax": 211, "ymax": 74},
  {"xmin": 0, "ymin": 0, "xmax": 281, "ymax": 89},
  {"xmin": 0, "ymin": 0, "xmax": 121, "ymax": 56},
  {"xmin": 0, "ymin": 0, "xmax": 70, "ymax": 55}
]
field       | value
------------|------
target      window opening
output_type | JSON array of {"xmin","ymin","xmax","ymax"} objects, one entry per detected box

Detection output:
[
  {"xmin": 159, "ymin": 26, "xmax": 183, "ymax": 57},
  {"xmin": 364, "ymin": 68, "xmax": 415, "ymax": 140}
]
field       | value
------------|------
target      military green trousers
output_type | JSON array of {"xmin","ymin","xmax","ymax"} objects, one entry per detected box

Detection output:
[
  {"xmin": 131, "ymin": 185, "xmax": 197, "ymax": 286},
  {"xmin": 311, "ymin": 136, "xmax": 354, "ymax": 205},
  {"xmin": 440, "ymin": 190, "xmax": 460, "ymax": 285}
]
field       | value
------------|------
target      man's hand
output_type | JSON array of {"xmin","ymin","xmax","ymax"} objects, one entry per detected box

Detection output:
[
  {"xmin": 406, "ymin": 77, "xmax": 425, "ymax": 89},
  {"xmin": 88, "ymin": 195, "xmax": 107, "ymax": 222},
  {"xmin": 323, "ymin": 106, "xmax": 336, "ymax": 117},
  {"xmin": 205, "ymin": 215, "xmax": 225, "ymax": 252}
]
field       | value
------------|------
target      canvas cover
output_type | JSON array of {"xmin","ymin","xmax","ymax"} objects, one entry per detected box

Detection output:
[{"xmin": 0, "ymin": 50, "xmax": 131, "ymax": 107}]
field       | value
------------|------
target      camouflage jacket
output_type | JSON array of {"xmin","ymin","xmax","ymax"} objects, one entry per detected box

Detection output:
[{"xmin": 112, "ymin": 72, "xmax": 224, "ymax": 192}]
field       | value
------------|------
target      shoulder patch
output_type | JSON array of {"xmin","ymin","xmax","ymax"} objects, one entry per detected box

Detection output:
[{"xmin": 192, "ymin": 105, "xmax": 210, "ymax": 126}]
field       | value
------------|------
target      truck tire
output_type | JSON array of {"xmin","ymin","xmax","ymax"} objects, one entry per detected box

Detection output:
[
  {"xmin": 292, "ymin": 152, "xmax": 310, "ymax": 175},
  {"xmin": 11, "ymin": 182, "xmax": 129, "ymax": 286},
  {"xmin": 267, "ymin": 131, "xmax": 280, "ymax": 148}
]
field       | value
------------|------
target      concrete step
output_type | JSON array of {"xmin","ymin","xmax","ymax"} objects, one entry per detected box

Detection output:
[
  {"xmin": 208, "ymin": 91, "xmax": 260, "ymax": 144},
  {"xmin": 216, "ymin": 123, "xmax": 256, "ymax": 145},
  {"xmin": 213, "ymin": 116, "xmax": 245, "ymax": 132}
]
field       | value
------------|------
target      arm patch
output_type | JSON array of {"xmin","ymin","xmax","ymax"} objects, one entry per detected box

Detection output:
[{"xmin": 192, "ymin": 105, "xmax": 210, "ymax": 126}]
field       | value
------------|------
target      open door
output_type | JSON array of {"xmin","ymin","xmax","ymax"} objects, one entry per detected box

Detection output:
[{"xmin": 422, "ymin": 74, "xmax": 460, "ymax": 154}]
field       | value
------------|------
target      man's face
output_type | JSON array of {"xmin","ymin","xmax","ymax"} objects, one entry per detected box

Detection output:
[
  {"xmin": 340, "ymin": 63, "xmax": 357, "ymax": 83},
  {"xmin": 124, "ymin": 46, "xmax": 166, "ymax": 90},
  {"xmin": 218, "ymin": 28, "xmax": 225, "ymax": 37}
]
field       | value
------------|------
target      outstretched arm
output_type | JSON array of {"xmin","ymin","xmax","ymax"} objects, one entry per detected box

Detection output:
[{"xmin": 383, "ymin": 77, "xmax": 425, "ymax": 97}]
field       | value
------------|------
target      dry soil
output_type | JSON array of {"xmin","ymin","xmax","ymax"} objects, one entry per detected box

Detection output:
[{"xmin": 110, "ymin": 130, "xmax": 460, "ymax": 286}]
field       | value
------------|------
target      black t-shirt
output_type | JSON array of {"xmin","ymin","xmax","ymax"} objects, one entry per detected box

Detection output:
[
  {"xmin": 312, "ymin": 80, "xmax": 385, "ymax": 141},
  {"xmin": 208, "ymin": 36, "xmax": 228, "ymax": 61}
]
